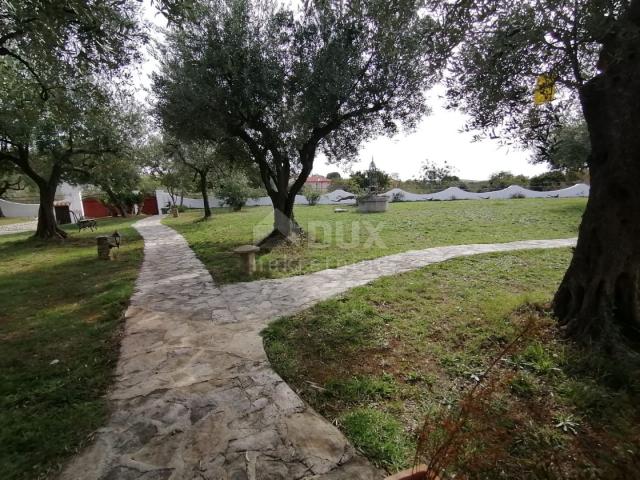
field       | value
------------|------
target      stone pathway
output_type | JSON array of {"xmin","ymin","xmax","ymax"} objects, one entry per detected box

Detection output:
[
  {"xmin": 0, "ymin": 220, "xmax": 37, "ymax": 236},
  {"xmin": 61, "ymin": 216, "xmax": 576, "ymax": 480}
]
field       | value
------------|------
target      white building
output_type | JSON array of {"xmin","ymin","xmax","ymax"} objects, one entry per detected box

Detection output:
[{"xmin": 0, "ymin": 183, "xmax": 84, "ymax": 223}]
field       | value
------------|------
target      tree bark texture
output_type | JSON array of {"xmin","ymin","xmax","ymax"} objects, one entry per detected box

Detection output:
[
  {"xmin": 553, "ymin": 2, "xmax": 640, "ymax": 353},
  {"xmin": 199, "ymin": 173, "xmax": 211, "ymax": 219},
  {"xmin": 35, "ymin": 182, "xmax": 67, "ymax": 239}
]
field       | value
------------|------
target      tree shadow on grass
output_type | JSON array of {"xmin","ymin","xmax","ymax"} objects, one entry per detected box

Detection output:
[{"xmin": 0, "ymin": 222, "xmax": 144, "ymax": 480}]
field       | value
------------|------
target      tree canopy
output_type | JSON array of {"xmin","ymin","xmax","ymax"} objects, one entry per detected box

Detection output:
[
  {"xmin": 420, "ymin": 159, "xmax": 459, "ymax": 190},
  {"xmin": 0, "ymin": 68, "xmax": 143, "ymax": 237},
  {"xmin": 488, "ymin": 171, "xmax": 528, "ymax": 189},
  {"xmin": 154, "ymin": 0, "xmax": 450, "ymax": 242},
  {"xmin": 161, "ymin": 138, "xmax": 252, "ymax": 218},
  {"xmin": 532, "ymin": 119, "xmax": 590, "ymax": 172},
  {"xmin": 0, "ymin": 161, "xmax": 25, "ymax": 199},
  {"xmin": 351, "ymin": 162, "xmax": 392, "ymax": 193},
  {"xmin": 444, "ymin": 0, "xmax": 623, "ymax": 149},
  {"xmin": 443, "ymin": 0, "xmax": 640, "ymax": 352},
  {"xmin": 0, "ymin": 0, "xmax": 145, "ymax": 98},
  {"xmin": 0, "ymin": 0, "xmax": 146, "ymax": 237}
]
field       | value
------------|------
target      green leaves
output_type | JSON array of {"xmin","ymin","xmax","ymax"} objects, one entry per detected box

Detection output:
[
  {"xmin": 0, "ymin": 0, "xmax": 145, "ymax": 94},
  {"xmin": 154, "ymin": 0, "xmax": 447, "ymax": 206},
  {"xmin": 443, "ymin": 0, "xmax": 628, "ymax": 158}
]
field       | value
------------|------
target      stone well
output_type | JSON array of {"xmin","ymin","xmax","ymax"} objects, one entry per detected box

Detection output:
[{"xmin": 357, "ymin": 195, "xmax": 389, "ymax": 213}]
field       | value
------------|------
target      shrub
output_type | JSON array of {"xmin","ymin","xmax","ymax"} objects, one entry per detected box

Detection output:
[
  {"xmin": 328, "ymin": 177, "xmax": 363, "ymax": 194},
  {"xmin": 529, "ymin": 171, "xmax": 567, "ymax": 191},
  {"xmin": 303, "ymin": 186, "xmax": 322, "ymax": 206},
  {"xmin": 215, "ymin": 173, "xmax": 255, "ymax": 211}
]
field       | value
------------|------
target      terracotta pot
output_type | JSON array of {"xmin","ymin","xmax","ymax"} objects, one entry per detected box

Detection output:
[{"xmin": 385, "ymin": 465, "xmax": 436, "ymax": 480}]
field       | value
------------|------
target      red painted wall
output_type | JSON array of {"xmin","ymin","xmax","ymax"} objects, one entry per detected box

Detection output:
[
  {"xmin": 82, "ymin": 195, "xmax": 158, "ymax": 217},
  {"xmin": 141, "ymin": 196, "xmax": 158, "ymax": 215},
  {"xmin": 82, "ymin": 198, "xmax": 112, "ymax": 218}
]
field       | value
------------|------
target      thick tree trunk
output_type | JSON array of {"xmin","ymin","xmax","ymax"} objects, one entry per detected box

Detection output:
[
  {"xmin": 553, "ymin": 5, "xmax": 640, "ymax": 353},
  {"xmin": 104, "ymin": 188, "xmax": 128, "ymax": 217},
  {"xmin": 35, "ymin": 183, "xmax": 68, "ymax": 239},
  {"xmin": 245, "ymin": 136, "xmax": 315, "ymax": 248},
  {"xmin": 199, "ymin": 174, "xmax": 211, "ymax": 219},
  {"xmin": 111, "ymin": 200, "xmax": 128, "ymax": 217},
  {"xmin": 258, "ymin": 189, "xmax": 303, "ymax": 249}
]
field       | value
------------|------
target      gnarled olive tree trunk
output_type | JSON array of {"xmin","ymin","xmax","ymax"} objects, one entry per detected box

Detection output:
[
  {"xmin": 35, "ymin": 181, "xmax": 68, "ymax": 239},
  {"xmin": 104, "ymin": 187, "xmax": 128, "ymax": 218},
  {"xmin": 257, "ymin": 151, "xmax": 313, "ymax": 249},
  {"xmin": 259, "ymin": 187, "xmax": 304, "ymax": 248},
  {"xmin": 10, "ymin": 150, "xmax": 68, "ymax": 239},
  {"xmin": 553, "ymin": 4, "xmax": 640, "ymax": 352}
]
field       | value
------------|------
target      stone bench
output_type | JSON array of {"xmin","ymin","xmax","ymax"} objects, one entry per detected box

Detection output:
[{"xmin": 233, "ymin": 245, "xmax": 260, "ymax": 275}]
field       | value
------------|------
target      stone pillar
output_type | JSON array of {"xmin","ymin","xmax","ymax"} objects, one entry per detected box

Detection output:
[{"xmin": 97, "ymin": 236, "xmax": 111, "ymax": 260}]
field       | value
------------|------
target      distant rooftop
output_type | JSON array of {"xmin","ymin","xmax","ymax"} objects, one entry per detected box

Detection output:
[{"xmin": 306, "ymin": 175, "xmax": 331, "ymax": 183}]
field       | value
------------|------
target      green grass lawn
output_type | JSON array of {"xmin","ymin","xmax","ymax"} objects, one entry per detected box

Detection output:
[
  {"xmin": 0, "ymin": 217, "xmax": 144, "ymax": 480},
  {"xmin": 263, "ymin": 249, "xmax": 640, "ymax": 478},
  {"xmin": 0, "ymin": 217, "xmax": 33, "ymax": 226},
  {"xmin": 165, "ymin": 198, "xmax": 586, "ymax": 283}
]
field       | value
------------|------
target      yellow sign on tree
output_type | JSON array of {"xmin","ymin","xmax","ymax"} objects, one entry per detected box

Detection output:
[{"xmin": 534, "ymin": 74, "xmax": 556, "ymax": 105}]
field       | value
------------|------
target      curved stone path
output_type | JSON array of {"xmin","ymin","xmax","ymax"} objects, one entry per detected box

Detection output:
[{"xmin": 61, "ymin": 216, "xmax": 576, "ymax": 480}]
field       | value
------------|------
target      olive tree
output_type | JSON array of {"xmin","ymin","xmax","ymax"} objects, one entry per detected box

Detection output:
[
  {"xmin": 0, "ymin": 162, "xmax": 25, "ymax": 198},
  {"xmin": 444, "ymin": 0, "xmax": 640, "ymax": 352},
  {"xmin": 532, "ymin": 120, "xmax": 590, "ymax": 173},
  {"xmin": 0, "ymin": 0, "xmax": 144, "ymax": 98},
  {"xmin": 164, "ymin": 138, "xmax": 250, "ymax": 219},
  {"xmin": 0, "ymin": 0, "xmax": 146, "ymax": 238},
  {"xmin": 0, "ymin": 75, "xmax": 141, "ymax": 238},
  {"xmin": 154, "ymin": 0, "xmax": 448, "ymax": 245},
  {"xmin": 71, "ymin": 147, "xmax": 147, "ymax": 218}
]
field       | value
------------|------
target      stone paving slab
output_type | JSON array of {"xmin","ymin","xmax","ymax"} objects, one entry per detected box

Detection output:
[
  {"xmin": 60, "ymin": 216, "xmax": 382, "ymax": 480},
  {"xmin": 0, "ymin": 220, "xmax": 37, "ymax": 235},
  {"xmin": 60, "ymin": 216, "xmax": 576, "ymax": 480},
  {"xmin": 219, "ymin": 237, "xmax": 576, "ymax": 324}
]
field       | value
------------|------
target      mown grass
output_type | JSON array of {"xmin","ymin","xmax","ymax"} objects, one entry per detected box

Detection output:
[
  {"xmin": 0, "ymin": 217, "xmax": 144, "ymax": 480},
  {"xmin": 0, "ymin": 217, "xmax": 33, "ymax": 226},
  {"xmin": 164, "ymin": 198, "xmax": 586, "ymax": 283},
  {"xmin": 263, "ymin": 249, "xmax": 640, "ymax": 478}
]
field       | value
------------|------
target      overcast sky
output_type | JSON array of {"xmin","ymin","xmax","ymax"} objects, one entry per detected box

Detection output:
[{"xmin": 135, "ymin": 2, "xmax": 551, "ymax": 182}]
